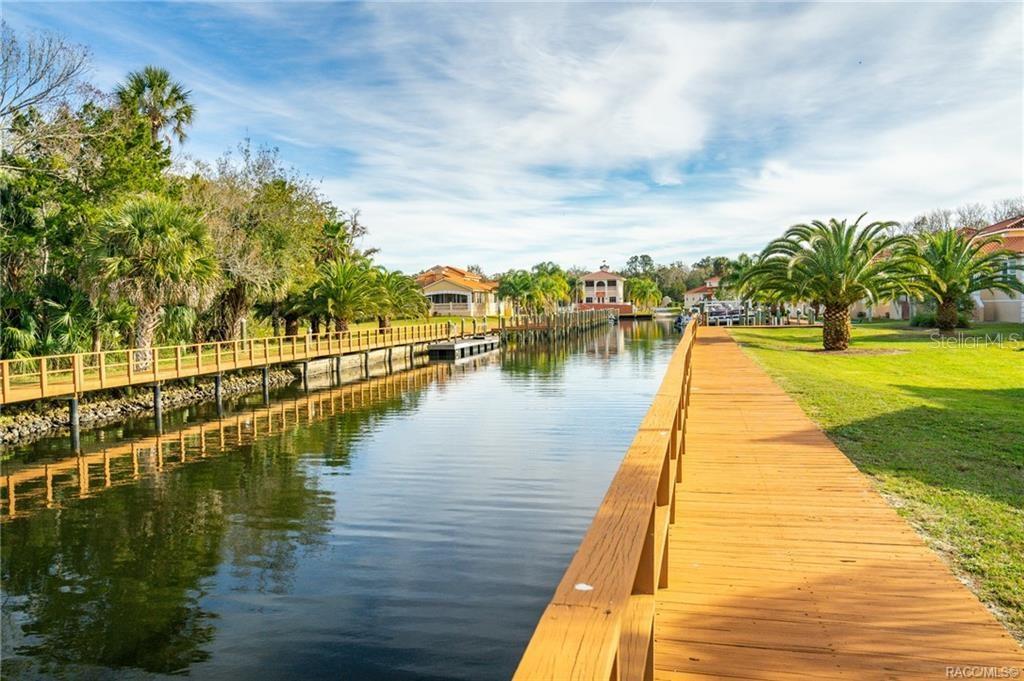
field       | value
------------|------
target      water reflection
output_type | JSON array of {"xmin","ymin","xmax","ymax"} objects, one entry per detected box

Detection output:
[{"xmin": 1, "ymin": 322, "xmax": 681, "ymax": 680}]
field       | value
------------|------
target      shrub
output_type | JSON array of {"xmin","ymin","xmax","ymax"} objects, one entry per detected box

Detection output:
[{"xmin": 910, "ymin": 312, "xmax": 971, "ymax": 328}]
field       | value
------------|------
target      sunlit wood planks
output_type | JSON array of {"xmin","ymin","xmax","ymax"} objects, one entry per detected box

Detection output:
[{"xmin": 653, "ymin": 327, "xmax": 1024, "ymax": 680}]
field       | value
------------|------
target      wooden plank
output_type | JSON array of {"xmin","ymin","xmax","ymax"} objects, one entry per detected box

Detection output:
[
  {"xmin": 620, "ymin": 595, "xmax": 655, "ymax": 681},
  {"xmin": 652, "ymin": 327, "xmax": 1024, "ymax": 680}
]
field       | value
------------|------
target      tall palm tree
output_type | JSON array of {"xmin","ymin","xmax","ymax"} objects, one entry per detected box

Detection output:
[
  {"xmin": 87, "ymin": 194, "xmax": 219, "ymax": 366},
  {"xmin": 627, "ymin": 277, "xmax": 661, "ymax": 311},
  {"xmin": 743, "ymin": 215, "xmax": 919, "ymax": 350},
  {"xmin": 311, "ymin": 258, "xmax": 376, "ymax": 332},
  {"xmin": 374, "ymin": 268, "xmax": 428, "ymax": 329},
  {"xmin": 115, "ymin": 66, "xmax": 195, "ymax": 146},
  {"xmin": 917, "ymin": 229, "xmax": 1023, "ymax": 331}
]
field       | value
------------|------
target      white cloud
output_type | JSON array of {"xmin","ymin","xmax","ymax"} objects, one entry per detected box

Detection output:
[{"xmin": 8, "ymin": 1, "xmax": 1023, "ymax": 271}]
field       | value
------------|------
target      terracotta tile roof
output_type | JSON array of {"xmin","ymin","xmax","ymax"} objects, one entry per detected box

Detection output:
[
  {"xmin": 685, "ymin": 285, "xmax": 716, "ymax": 295},
  {"xmin": 978, "ymin": 235, "xmax": 1024, "ymax": 255},
  {"xmin": 976, "ymin": 215, "xmax": 1024, "ymax": 237},
  {"xmin": 416, "ymin": 265, "xmax": 498, "ymax": 292},
  {"xmin": 581, "ymin": 270, "xmax": 625, "ymax": 281}
]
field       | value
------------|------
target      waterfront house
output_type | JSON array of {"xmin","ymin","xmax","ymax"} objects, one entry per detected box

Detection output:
[
  {"xmin": 578, "ymin": 263, "xmax": 633, "ymax": 314},
  {"xmin": 683, "ymin": 276, "xmax": 720, "ymax": 309},
  {"xmin": 416, "ymin": 265, "xmax": 506, "ymax": 317}
]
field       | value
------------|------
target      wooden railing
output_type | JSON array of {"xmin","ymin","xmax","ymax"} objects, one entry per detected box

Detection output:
[
  {"xmin": 0, "ymin": 323, "xmax": 455, "ymax": 405},
  {"xmin": 513, "ymin": 318, "xmax": 698, "ymax": 681}
]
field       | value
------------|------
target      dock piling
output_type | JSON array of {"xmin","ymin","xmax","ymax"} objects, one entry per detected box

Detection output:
[
  {"xmin": 152, "ymin": 383, "xmax": 163, "ymax": 434},
  {"xmin": 69, "ymin": 395, "xmax": 81, "ymax": 452},
  {"xmin": 214, "ymin": 374, "xmax": 224, "ymax": 417}
]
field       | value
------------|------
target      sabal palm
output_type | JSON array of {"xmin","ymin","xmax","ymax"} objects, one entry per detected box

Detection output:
[
  {"xmin": 115, "ymin": 66, "xmax": 195, "ymax": 146},
  {"xmin": 743, "ymin": 215, "xmax": 918, "ymax": 350},
  {"xmin": 375, "ymin": 268, "xmax": 428, "ymax": 328},
  {"xmin": 87, "ymin": 194, "xmax": 219, "ymax": 362},
  {"xmin": 312, "ymin": 258, "xmax": 377, "ymax": 332},
  {"xmin": 627, "ymin": 277, "xmax": 661, "ymax": 310},
  {"xmin": 918, "ymin": 229, "xmax": 1023, "ymax": 331}
]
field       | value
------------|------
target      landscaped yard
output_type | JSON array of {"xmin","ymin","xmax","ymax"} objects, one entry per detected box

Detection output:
[{"xmin": 728, "ymin": 321, "xmax": 1024, "ymax": 640}]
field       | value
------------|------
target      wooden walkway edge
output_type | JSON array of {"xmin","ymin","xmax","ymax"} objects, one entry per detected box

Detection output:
[{"xmin": 654, "ymin": 327, "xmax": 1023, "ymax": 680}]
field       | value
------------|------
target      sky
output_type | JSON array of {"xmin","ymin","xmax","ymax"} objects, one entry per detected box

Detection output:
[{"xmin": 4, "ymin": 1, "xmax": 1023, "ymax": 273}]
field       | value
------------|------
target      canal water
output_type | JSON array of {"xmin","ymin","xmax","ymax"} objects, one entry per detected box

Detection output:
[{"xmin": 1, "ymin": 320, "xmax": 679, "ymax": 680}]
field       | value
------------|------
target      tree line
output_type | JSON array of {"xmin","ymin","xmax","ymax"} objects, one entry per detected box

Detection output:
[{"xmin": 1, "ymin": 23, "xmax": 426, "ymax": 360}]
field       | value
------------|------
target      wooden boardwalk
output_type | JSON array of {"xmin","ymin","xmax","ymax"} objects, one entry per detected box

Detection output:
[{"xmin": 654, "ymin": 327, "xmax": 1023, "ymax": 680}]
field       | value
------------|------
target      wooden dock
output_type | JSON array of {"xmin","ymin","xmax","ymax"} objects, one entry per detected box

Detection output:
[
  {"xmin": 0, "ymin": 363, "xmax": 452, "ymax": 520},
  {"xmin": 515, "ymin": 324, "xmax": 1023, "ymax": 680},
  {"xmin": 0, "ymin": 310, "xmax": 610, "ymax": 406},
  {"xmin": 427, "ymin": 335, "xmax": 500, "ymax": 360}
]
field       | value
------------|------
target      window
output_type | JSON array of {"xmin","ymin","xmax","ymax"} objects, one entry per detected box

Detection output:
[
  {"xmin": 585, "ymin": 297, "xmax": 593, "ymax": 303},
  {"xmin": 428, "ymin": 293, "xmax": 468, "ymax": 304},
  {"xmin": 585, "ymin": 280, "xmax": 595, "ymax": 287},
  {"xmin": 609, "ymin": 296, "xmax": 617, "ymax": 303}
]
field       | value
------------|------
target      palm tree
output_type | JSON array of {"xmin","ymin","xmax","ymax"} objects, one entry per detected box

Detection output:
[
  {"xmin": 497, "ymin": 270, "xmax": 534, "ymax": 314},
  {"xmin": 311, "ymin": 258, "xmax": 376, "ymax": 332},
  {"xmin": 627, "ymin": 277, "xmax": 661, "ymax": 311},
  {"xmin": 87, "ymin": 194, "xmax": 219, "ymax": 366},
  {"xmin": 115, "ymin": 66, "xmax": 195, "ymax": 146},
  {"xmin": 717, "ymin": 253, "xmax": 755, "ymax": 300},
  {"xmin": 743, "ymin": 215, "xmax": 919, "ymax": 350},
  {"xmin": 917, "ymin": 229, "xmax": 1024, "ymax": 331},
  {"xmin": 529, "ymin": 272, "xmax": 570, "ymax": 312},
  {"xmin": 374, "ymin": 268, "xmax": 428, "ymax": 329}
]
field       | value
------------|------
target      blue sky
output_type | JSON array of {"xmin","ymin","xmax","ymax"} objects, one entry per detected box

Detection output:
[{"xmin": 5, "ymin": 2, "xmax": 1022, "ymax": 273}]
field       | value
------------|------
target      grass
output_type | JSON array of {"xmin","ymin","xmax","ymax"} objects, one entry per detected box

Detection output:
[{"xmin": 727, "ymin": 321, "xmax": 1024, "ymax": 640}]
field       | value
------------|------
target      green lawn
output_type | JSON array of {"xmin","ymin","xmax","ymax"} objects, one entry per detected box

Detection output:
[{"xmin": 728, "ymin": 321, "xmax": 1024, "ymax": 640}]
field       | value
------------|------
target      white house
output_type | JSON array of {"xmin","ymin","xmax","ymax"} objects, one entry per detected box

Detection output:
[
  {"xmin": 578, "ymin": 263, "xmax": 633, "ymax": 314},
  {"xmin": 683, "ymin": 276, "xmax": 720, "ymax": 309}
]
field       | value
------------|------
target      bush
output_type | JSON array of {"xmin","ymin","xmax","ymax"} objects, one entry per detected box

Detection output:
[{"xmin": 910, "ymin": 312, "xmax": 971, "ymax": 328}]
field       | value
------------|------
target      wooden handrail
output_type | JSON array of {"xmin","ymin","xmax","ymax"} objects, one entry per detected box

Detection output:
[
  {"xmin": 0, "ymin": 323, "xmax": 454, "ymax": 405},
  {"xmin": 513, "ymin": 318, "xmax": 699, "ymax": 681},
  {"xmin": 0, "ymin": 311, "xmax": 608, "ymax": 405}
]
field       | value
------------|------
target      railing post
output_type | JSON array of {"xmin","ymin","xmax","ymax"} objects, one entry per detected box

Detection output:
[
  {"xmin": 175, "ymin": 347, "xmax": 182, "ymax": 377},
  {"xmin": 39, "ymin": 357, "xmax": 48, "ymax": 397},
  {"xmin": 1, "ymin": 360, "xmax": 9, "ymax": 403},
  {"xmin": 152, "ymin": 348, "xmax": 159, "ymax": 380},
  {"xmin": 216, "ymin": 344, "xmax": 222, "ymax": 373},
  {"xmin": 71, "ymin": 355, "xmax": 81, "ymax": 394}
]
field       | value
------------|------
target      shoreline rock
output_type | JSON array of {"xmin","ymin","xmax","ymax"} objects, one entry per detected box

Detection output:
[{"xmin": 0, "ymin": 369, "xmax": 297, "ymax": 448}]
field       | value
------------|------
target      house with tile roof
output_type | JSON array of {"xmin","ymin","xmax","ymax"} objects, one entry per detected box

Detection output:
[
  {"xmin": 851, "ymin": 215, "xmax": 1024, "ymax": 322},
  {"xmin": 416, "ymin": 265, "xmax": 508, "ymax": 317},
  {"xmin": 683, "ymin": 276, "xmax": 720, "ymax": 309},
  {"xmin": 969, "ymin": 215, "xmax": 1024, "ymax": 323},
  {"xmin": 577, "ymin": 262, "xmax": 634, "ymax": 315}
]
